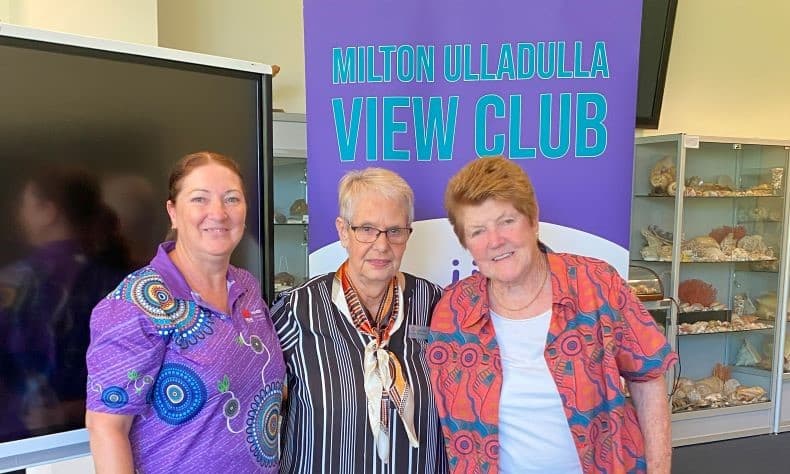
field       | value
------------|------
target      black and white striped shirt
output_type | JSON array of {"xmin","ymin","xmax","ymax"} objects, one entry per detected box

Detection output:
[{"xmin": 272, "ymin": 272, "xmax": 449, "ymax": 474}]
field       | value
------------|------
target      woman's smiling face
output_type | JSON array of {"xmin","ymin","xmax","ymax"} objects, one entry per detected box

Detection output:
[{"xmin": 166, "ymin": 162, "xmax": 247, "ymax": 259}]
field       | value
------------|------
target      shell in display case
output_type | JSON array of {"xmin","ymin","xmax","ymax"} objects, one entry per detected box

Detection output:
[{"xmin": 627, "ymin": 266, "xmax": 664, "ymax": 301}]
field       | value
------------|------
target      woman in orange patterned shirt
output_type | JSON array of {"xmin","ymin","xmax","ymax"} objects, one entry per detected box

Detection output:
[{"xmin": 427, "ymin": 157, "xmax": 676, "ymax": 474}]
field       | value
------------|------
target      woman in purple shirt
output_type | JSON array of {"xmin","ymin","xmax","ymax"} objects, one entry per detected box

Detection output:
[{"xmin": 85, "ymin": 152, "xmax": 285, "ymax": 474}]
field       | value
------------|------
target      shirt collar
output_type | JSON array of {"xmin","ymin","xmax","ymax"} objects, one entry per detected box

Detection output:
[
  {"xmin": 149, "ymin": 241, "xmax": 247, "ymax": 306},
  {"xmin": 460, "ymin": 248, "xmax": 574, "ymax": 330}
]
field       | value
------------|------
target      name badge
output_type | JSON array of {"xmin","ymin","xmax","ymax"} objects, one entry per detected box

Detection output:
[{"xmin": 407, "ymin": 324, "xmax": 430, "ymax": 340}]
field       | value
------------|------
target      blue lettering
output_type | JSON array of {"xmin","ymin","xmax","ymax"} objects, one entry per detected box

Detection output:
[
  {"xmin": 591, "ymin": 42, "xmax": 610, "ymax": 78},
  {"xmin": 508, "ymin": 95, "xmax": 537, "ymax": 159},
  {"xmin": 332, "ymin": 47, "xmax": 356, "ymax": 84},
  {"xmin": 575, "ymin": 93, "xmax": 607, "ymax": 158},
  {"xmin": 475, "ymin": 94, "xmax": 506, "ymax": 156},
  {"xmin": 382, "ymin": 96, "xmax": 410, "ymax": 161},
  {"xmin": 332, "ymin": 97, "xmax": 363, "ymax": 161},
  {"xmin": 413, "ymin": 96, "xmax": 458, "ymax": 161},
  {"xmin": 539, "ymin": 93, "xmax": 571, "ymax": 159}
]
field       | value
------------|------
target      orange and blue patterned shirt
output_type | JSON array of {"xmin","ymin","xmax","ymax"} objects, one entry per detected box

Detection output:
[{"xmin": 427, "ymin": 252, "xmax": 677, "ymax": 474}]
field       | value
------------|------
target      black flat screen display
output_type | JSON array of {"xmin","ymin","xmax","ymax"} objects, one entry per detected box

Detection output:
[{"xmin": 0, "ymin": 35, "xmax": 270, "ymax": 444}]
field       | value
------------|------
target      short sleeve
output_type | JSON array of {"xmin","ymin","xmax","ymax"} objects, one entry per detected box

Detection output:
[
  {"xmin": 86, "ymin": 296, "xmax": 167, "ymax": 415},
  {"xmin": 608, "ymin": 266, "xmax": 677, "ymax": 382},
  {"xmin": 271, "ymin": 291, "xmax": 299, "ymax": 354}
]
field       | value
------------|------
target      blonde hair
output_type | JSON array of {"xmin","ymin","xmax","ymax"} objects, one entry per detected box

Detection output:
[
  {"xmin": 338, "ymin": 168, "xmax": 414, "ymax": 223},
  {"xmin": 445, "ymin": 156, "xmax": 538, "ymax": 247}
]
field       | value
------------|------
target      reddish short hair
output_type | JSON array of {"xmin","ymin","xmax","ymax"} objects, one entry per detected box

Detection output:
[{"xmin": 445, "ymin": 156, "xmax": 538, "ymax": 247}]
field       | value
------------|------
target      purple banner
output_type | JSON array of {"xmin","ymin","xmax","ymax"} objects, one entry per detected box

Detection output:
[{"xmin": 304, "ymin": 0, "xmax": 641, "ymax": 276}]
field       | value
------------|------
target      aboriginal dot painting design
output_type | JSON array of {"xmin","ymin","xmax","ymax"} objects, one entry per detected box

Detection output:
[
  {"xmin": 245, "ymin": 380, "xmax": 283, "ymax": 467},
  {"xmin": 101, "ymin": 386, "xmax": 129, "ymax": 409},
  {"xmin": 152, "ymin": 363, "xmax": 207, "ymax": 425},
  {"xmin": 113, "ymin": 268, "xmax": 214, "ymax": 348},
  {"xmin": 428, "ymin": 255, "xmax": 677, "ymax": 473}
]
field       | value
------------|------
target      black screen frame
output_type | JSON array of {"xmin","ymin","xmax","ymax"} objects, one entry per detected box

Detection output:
[{"xmin": 636, "ymin": 0, "xmax": 678, "ymax": 129}]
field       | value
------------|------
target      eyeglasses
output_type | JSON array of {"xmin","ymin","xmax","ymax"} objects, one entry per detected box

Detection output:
[{"xmin": 349, "ymin": 224, "xmax": 413, "ymax": 244}]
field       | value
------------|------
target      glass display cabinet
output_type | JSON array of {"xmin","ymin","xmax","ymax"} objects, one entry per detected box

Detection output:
[
  {"xmin": 779, "ymin": 222, "xmax": 790, "ymax": 433},
  {"xmin": 272, "ymin": 112, "xmax": 308, "ymax": 297},
  {"xmin": 631, "ymin": 134, "xmax": 790, "ymax": 445}
]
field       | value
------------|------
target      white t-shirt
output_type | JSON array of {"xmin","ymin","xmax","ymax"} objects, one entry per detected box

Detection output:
[{"xmin": 491, "ymin": 309, "xmax": 583, "ymax": 474}]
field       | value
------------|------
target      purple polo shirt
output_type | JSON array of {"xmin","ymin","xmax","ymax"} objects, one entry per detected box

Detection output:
[{"xmin": 86, "ymin": 242, "xmax": 285, "ymax": 474}]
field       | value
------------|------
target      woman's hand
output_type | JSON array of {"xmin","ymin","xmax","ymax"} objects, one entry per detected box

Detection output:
[{"xmin": 85, "ymin": 410, "xmax": 135, "ymax": 474}]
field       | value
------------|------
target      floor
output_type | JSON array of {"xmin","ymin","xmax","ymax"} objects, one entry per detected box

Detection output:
[{"xmin": 673, "ymin": 432, "xmax": 790, "ymax": 473}]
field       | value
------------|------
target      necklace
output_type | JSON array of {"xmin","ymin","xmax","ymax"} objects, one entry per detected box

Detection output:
[{"xmin": 490, "ymin": 254, "xmax": 549, "ymax": 313}]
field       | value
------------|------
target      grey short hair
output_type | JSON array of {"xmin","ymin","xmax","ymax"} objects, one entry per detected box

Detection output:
[{"xmin": 338, "ymin": 168, "xmax": 414, "ymax": 224}]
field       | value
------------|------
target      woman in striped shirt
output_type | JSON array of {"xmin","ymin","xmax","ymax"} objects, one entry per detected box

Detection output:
[{"xmin": 272, "ymin": 168, "xmax": 448, "ymax": 473}]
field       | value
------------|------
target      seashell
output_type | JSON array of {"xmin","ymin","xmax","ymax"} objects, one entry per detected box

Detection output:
[
  {"xmin": 659, "ymin": 245, "xmax": 673, "ymax": 260},
  {"xmin": 694, "ymin": 383, "xmax": 713, "ymax": 397},
  {"xmin": 701, "ymin": 247, "xmax": 726, "ymax": 261},
  {"xmin": 687, "ymin": 389, "xmax": 702, "ymax": 405},
  {"xmin": 641, "ymin": 227, "xmax": 664, "ymax": 249},
  {"xmin": 755, "ymin": 291, "xmax": 778, "ymax": 319},
  {"xmin": 651, "ymin": 173, "xmax": 672, "ymax": 191},
  {"xmin": 274, "ymin": 272, "xmax": 296, "ymax": 287},
  {"xmin": 672, "ymin": 396, "xmax": 690, "ymax": 411},
  {"xmin": 648, "ymin": 225, "xmax": 675, "ymax": 244},
  {"xmin": 735, "ymin": 339, "xmax": 762, "ymax": 366},
  {"xmin": 667, "ymin": 181, "xmax": 678, "ymax": 196},
  {"xmin": 738, "ymin": 235, "xmax": 766, "ymax": 253},
  {"xmin": 650, "ymin": 171, "xmax": 666, "ymax": 188},
  {"xmin": 289, "ymin": 198, "xmax": 308, "ymax": 217},
  {"xmin": 720, "ymin": 233, "xmax": 737, "ymax": 254},
  {"xmin": 689, "ymin": 236, "xmax": 721, "ymax": 250},
  {"xmin": 676, "ymin": 378, "xmax": 695, "ymax": 391},
  {"xmin": 651, "ymin": 156, "xmax": 676, "ymax": 185},
  {"xmin": 731, "ymin": 248, "xmax": 750, "ymax": 260},
  {"xmin": 734, "ymin": 385, "xmax": 766, "ymax": 402},
  {"xmin": 704, "ymin": 393, "xmax": 724, "ymax": 404},
  {"xmin": 723, "ymin": 378, "xmax": 741, "ymax": 396},
  {"xmin": 697, "ymin": 376, "xmax": 724, "ymax": 394},
  {"xmin": 685, "ymin": 175, "xmax": 704, "ymax": 187},
  {"xmin": 640, "ymin": 246, "xmax": 659, "ymax": 261}
]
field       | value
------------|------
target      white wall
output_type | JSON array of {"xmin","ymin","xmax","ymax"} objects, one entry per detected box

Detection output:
[
  {"xmin": 3, "ymin": 0, "xmax": 157, "ymax": 44},
  {"xmin": 156, "ymin": 1, "xmax": 790, "ymax": 138},
  {"xmin": 646, "ymin": 0, "xmax": 790, "ymax": 139},
  {"xmin": 0, "ymin": 1, "xmax": 10, "ymax": 22},
  {"xmin": 157, "ymin": 0, "xmax": 305, "ymax": 113}
]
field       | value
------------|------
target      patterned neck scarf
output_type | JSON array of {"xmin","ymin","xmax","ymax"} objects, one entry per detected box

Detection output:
[{"xmin": 336, "ymin": 261, "xmax": 419, "ymax": 463}]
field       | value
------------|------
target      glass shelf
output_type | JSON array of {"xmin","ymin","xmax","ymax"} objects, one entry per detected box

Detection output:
[
  {"xmin": 273, "ymin": 113, "xmax": 308, "ymax": 296},
  {"xmin": 677, "ymin": 327, "xmax": 774, "ymax": 336}
]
